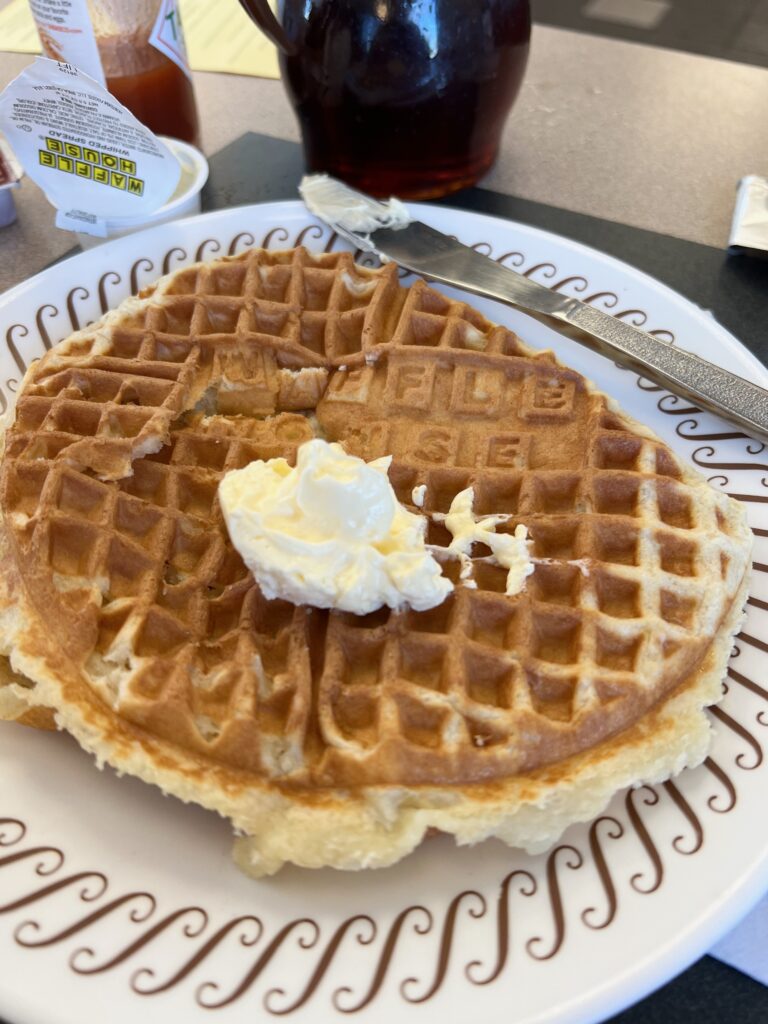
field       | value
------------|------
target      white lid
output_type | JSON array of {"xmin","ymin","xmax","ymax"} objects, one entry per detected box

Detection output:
[{"xmin": 99, "ymin": 137, "xmax": 208, "ymax": 231}]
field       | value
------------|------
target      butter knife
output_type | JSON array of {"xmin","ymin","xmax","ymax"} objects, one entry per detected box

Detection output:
[{"xmin": 299, "ymin": 174, "xmax": 768, "ymax": 444}]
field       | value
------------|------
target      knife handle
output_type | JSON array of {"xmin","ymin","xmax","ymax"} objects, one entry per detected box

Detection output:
[
  {"xmin": 559, "ymin": 301, "xmax": 768, "ymax": 443},
  {"xmin": 357, "ymin": 220, "xmax": 768, "ymax": 444}
]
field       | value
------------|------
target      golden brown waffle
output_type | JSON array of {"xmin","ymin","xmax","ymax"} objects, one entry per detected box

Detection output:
[{"xmin": 0, "ymin": 247, "xmax": 752, "ymax": 875}]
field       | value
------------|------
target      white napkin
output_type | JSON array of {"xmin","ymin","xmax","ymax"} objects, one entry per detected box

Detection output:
[{"xmin": 709, "ymin": 894, "xmax": 768, "ymax": 985}]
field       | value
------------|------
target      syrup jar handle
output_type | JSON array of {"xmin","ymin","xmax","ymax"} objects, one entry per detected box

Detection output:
[{"xmin": 236, "ymin": 0, "xmax": 297, "ymax": 55}]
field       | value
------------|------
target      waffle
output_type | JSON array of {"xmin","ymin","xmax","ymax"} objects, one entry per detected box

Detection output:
[{"xmin": 0, "ymin": 247, "xmax": 752, "ymax": 876}]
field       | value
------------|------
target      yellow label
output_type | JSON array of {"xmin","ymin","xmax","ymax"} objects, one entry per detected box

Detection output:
[{"xmin": 36, "ymin": 140, "xmax": 145, "ymax": 196}]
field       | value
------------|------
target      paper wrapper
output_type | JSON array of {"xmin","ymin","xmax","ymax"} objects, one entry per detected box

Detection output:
[
  {"xmin": 728, "ymin": 175, "xmax": 768, "ymax": 258},
  {"xmin": 0, "ymin": 57, "xmax": 180, "ymax": 236}
]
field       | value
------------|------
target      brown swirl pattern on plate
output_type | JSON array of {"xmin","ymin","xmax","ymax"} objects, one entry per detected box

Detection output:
[
  {"xmin": 0, "ymin": 220, "xmax": 765, "ymax": 1013},
  {"xmin": 0, "ymin": 728, "xmax": 759, "ymax": 1014}
]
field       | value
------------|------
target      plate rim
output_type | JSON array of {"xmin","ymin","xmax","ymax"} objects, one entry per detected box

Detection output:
[
  {"xmin": 0, "ymin": 199, "xmax": 767, "ymax": 1024},
  {"xmin": 3, "ymin": 198, "xmax": 766, "ymax": 384}
]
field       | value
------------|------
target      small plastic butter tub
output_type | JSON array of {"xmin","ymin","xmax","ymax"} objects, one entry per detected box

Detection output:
[
  {"xmin": 75, "ymin": 137, "xmax": 209, "ymax": 249},
  {"xmin": 0, "ymin": 133, "xmax": 22, "ymax": 229}
]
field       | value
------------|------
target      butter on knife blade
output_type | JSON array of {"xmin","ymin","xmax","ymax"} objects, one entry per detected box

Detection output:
[
  {"xmin": 298, "ymin": 174, "xmax": 768, "ymax": 445},
  {"xmin": 300, "ymin": 173, "xmax": 411, "ymax": 237}
]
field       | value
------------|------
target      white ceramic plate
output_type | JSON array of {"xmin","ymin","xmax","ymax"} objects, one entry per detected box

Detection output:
[{"xmin": 0, "ymin": 201, "xmax": 767, "ymax": 1024}]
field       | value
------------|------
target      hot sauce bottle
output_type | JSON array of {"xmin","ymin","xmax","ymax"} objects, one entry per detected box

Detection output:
[{"xmin": 28, "ymin": 0, "xmax": 200, "ymax": 146}]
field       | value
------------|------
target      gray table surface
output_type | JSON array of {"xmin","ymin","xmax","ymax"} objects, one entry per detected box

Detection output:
[
  {"xmin": 1, "ymin": 18, "xmax": 767, "ymax": 1024},
  {"xmin": 2, "ymin": 23, "xmax": 768, "ymax": 293}
]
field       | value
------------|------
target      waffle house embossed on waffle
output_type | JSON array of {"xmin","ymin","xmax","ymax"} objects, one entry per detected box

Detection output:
[
  {"xmin": 324, "ymin": 353, "xmax": 578, "ymax": 469},
  {"xmin": 0, "ymin": 246, "xmax": 752, "ymax": 877}
]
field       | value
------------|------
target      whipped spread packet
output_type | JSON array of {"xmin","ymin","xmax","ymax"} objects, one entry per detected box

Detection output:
[
  {"xmin": 0, "ymin": 57, "xmax": 180, "ymax": 236},
  {"xmin": 729, "ymin": 175, "xmax": 768, "ymax": 258}
]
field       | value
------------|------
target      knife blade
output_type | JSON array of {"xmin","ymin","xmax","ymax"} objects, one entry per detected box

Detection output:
[{"xmin": 299, "ymin": 175, "xmax": 768, "ymax": 445}]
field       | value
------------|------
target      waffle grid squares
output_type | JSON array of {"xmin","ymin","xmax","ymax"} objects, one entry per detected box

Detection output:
[
  {"xmin": 0, "ymin": 247, "xmax": 748, "ymax": 786},
  {"xmin": 319, "ymin": 409, "xmax": 737, "ymax": 762}
]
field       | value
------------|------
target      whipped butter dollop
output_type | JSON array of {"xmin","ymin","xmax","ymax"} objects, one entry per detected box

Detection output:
[
  {"xmin": 299, "ymin": 174, "xmax": 411, "ymax": 234},
  {"xmin": 218, "ymin": 440, "xmax": 451, "ymax": 615},
  {"xmin": 443, "ymin": 488, "xmax": 533, "ymax": 596}
]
